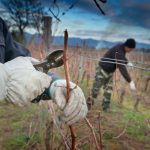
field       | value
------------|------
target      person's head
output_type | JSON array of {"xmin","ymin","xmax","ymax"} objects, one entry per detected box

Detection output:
[{"xmin": 124, "ymin": 38, "xmax": 136, "ymax": 52}]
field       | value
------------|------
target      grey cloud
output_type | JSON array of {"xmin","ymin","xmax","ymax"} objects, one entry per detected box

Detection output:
[
  {"xmin": 105, "ymin": 0, "xmax": 150, "ymax": 29},
  {"xmin": 40, "ymin": 0, "xmax": 150, "ymax": 29},
  {"xmin": 62, "ymin": 0, "xmax": 150, "ymax": 29}
]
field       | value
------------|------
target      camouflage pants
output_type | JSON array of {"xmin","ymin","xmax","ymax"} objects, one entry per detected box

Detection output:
[{"xmin": 91, "ymin": 65, "xmax": 113, "ymax": 111}]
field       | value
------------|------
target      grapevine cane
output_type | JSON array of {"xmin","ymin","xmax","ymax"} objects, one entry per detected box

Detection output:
[{"xmin": 63, "ymin": 29, "xmax": 76, "ymax": 150}]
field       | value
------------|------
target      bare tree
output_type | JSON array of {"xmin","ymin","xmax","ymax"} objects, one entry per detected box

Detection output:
[{"xmin": 1, "ymin": 0, "xmax": 43, "ymax": 42}]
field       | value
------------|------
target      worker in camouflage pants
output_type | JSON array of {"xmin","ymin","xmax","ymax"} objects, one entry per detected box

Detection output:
[
  {"xmin": 92, "ymin": 65, "xmax": 113, "ymax": 110},
  {"xmin": 87, "ymin": 38, "xmax": 137, "ymax": 112},
  {"xmin": 87, "ymin": 65, "xmax": 113, "ymax": 111}
]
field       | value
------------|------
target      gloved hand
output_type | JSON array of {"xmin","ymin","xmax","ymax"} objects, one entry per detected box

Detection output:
[
  {"xmin": 0, "ymin": 57, "xmax": 88, "ymax": 125},
  {"xmin": 0, "ymin": 56, "xmax": 51, "ymax": 106},
  {"xmin": 49, "ymin": 80, "xmax": 88, "ymax": 125},
  {"xmin": 129, "ymin": 81, "xmax": 136, "ymax": 91},
  {"xmin": 127, "ymin": 62, "xmax": 134, "ymax": 68}
]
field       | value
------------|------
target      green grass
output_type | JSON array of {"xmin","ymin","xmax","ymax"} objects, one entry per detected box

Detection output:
[
  {"xmin": 80, "ymin": 76, "xmax": 150, "ymax": 147},
  {"xmin": 123, "ymin": 110, "xmax": 149, "ymax": 141},
  {"xmin": 8, "ymin": 134, "xmax": 29, "ymax": 148},
  {"xmin": 7, "ymin": 132, "xmax": 42, "ymax": 150},
  {"xmin": 0, "ymin": 103, "xmax": 46, "ymax": 149}
]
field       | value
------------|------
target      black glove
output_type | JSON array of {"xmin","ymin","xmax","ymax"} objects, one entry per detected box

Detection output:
[
  {"xmin": 31, "ymin": 87, "xmax": 51, "ymax": 103},
  {"xmin": 31, "ymin": 77, "xmax": 59, "ymax": 104}
]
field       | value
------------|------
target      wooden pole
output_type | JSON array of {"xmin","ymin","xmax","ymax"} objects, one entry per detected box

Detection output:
[{"xmin": 42, "ymin": 16, "xmax": 52, "ymax": 55}]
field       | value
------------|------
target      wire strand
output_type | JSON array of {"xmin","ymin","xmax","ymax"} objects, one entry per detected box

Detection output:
[{"xmin": 77, "ymin": 55, "xmax": 150, "ymax": 71}]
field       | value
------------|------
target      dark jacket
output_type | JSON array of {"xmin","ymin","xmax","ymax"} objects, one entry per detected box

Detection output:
[
  {"xmin": 99, "ymin": 44, "xmax": 131, "ymax": 82},
  {"xmin": 0, "ymin": 17, "xmax": 31, "ymax": 63}
]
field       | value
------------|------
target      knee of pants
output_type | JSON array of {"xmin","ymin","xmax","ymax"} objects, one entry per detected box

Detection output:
[
  {"xmin": 92, "ymin": 93, "xmax": 98, "ymax": 98},
  {"xmin": 103, "ymin": 92, "xmax": 112, "ymax": 99},
  {"xmin": 102, "ymin": 98, "xmax": 111, "ymax": 103},
  {"xmin": 91, "ymin": 89, "xmax": 99, "ymax": 98}
]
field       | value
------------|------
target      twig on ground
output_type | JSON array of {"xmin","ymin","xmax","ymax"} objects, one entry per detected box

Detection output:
[
  {"xmin": 113, "ymin": 120, "xmax": 129, "ymax": 139},
  {"xmin": 85, "ymin": 117, "xmax": 100, "ymax": 150},
  {"xmin": 98, "ymin": 112, "xmax": 103, "ymax": 150},
  {"xmin": 47, "ymin": 102, "xmax": 70, "ymax": 150}
]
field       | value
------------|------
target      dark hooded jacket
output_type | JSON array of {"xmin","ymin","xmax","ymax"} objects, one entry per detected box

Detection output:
[{"xmin": 0, "ymin": 17, "xmax": 31, "ymax": 63}]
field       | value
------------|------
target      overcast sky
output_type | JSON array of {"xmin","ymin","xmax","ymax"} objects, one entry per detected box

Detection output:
[
  {"xmin": 1, "ymin": 0, "xmax": 150, "ymax": 44},
  {"xmin": 44, "ymin": 0, "xmax": 150, "ymax": 44}
]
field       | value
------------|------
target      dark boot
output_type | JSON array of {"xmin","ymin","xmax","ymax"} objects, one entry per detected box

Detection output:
[
  {"xmin": 102, "ymin": 102, "xmax": 110, "ymax": 112},
  {"xmin": 86, "ymin": 97, "xmax": 95, "ymax": 110}
]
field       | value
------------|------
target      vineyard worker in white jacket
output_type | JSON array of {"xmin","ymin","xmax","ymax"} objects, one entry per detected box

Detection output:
[{"xmin": 0, "ymin": 56, "xmax": 88, "ymax": 125}]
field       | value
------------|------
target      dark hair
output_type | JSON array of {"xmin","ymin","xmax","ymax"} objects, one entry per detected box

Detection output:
[{"xmin": 124, "ymin": 38, "xmax": 136, "ymax": 48}]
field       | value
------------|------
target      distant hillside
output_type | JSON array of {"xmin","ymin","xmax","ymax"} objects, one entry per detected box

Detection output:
[
  {"xmin": 52, "ymin": 36, "xmax": 101, "ymax": 48},
  {"xmin": 24, "ymin": 33, "xmax": 150, "ymax": 50}
]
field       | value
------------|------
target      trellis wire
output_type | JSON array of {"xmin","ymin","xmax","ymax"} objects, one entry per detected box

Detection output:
[{"xmin": 77, "ymin": 55, "xmax": 150, "ymax": 71}]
